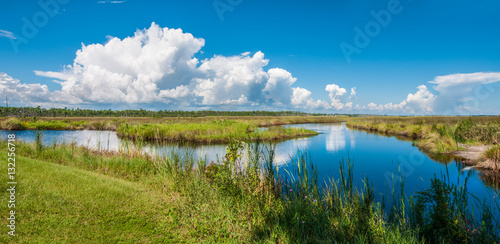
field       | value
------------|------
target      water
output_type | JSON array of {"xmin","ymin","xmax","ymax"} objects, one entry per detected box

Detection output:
[{"xmin": 1, "ymin": 123, "xmax": 498, "ymax": 205}]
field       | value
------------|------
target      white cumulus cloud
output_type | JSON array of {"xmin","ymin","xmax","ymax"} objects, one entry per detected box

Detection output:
[
  {"xmin": 36, "ymin": 23, "xmax": 205, "ymax": 104},
  {"xmin": 33, "ymin": 23, "xmax": 316, "ymax": 110}
]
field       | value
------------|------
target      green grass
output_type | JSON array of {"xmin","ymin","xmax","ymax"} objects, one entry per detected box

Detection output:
[
  {"xmin": 0, "ymin": 116, "xmax": 346, "ymax": 131},
  {"xmin": 0, "ymin": 149, "xmax": 173, "ymax": 242}
]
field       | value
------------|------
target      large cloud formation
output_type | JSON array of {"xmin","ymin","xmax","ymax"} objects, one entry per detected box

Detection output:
[
  {"xmin": 2, "ymin": 23, "xmax": 499, "ymax": 114},
  {"xmin": 32, "ymin": 23, "xmax": 320, "ymax": 109}
]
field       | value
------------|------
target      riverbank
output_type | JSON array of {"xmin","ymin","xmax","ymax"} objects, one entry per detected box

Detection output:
[
  {"xmin": 346, "ymin": 116, "xmax": 500, "ymax": 170},
  {"xmin": 454, "ymin": 144, "xmax": 500, "ymax": 172}
]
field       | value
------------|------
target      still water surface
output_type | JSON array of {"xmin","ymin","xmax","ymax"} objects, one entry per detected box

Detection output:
[{"xmin": 1, "ymin": 123, "xmax": 497, "ymax": 204}]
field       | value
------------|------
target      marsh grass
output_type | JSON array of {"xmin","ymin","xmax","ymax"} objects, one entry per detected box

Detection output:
[
  {"xmin": 34, "ymin": 130, "xmax": 44, "ymax": 152},
  {"xmin": 482, "ymin": 145, "xmax": 500, "ymax": 171},
  {"xmin": 117, "ymin": 119, "xmax": 320, "ymax": 143}
]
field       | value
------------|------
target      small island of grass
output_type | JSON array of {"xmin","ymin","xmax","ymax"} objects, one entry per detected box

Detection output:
[{"xmin": 117, "ymin": 119, "xmax": 319, "ymax": 143}]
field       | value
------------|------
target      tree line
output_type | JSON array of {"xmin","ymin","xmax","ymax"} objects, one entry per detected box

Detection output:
[{"xmin": 0, "ymin": 106, "xmax": 350, "ymax": 118}]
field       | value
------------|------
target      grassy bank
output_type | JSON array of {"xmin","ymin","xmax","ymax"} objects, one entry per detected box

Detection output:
[
  {"xmin": 346, "ymin": 116, "xmax": 500, "ymax": 163},
  {"xmin": 2, "ymin": 139, "xmax": 500, "ymax": 243}
]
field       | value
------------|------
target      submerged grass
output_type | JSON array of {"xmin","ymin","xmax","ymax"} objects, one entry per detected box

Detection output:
[{"xmin": 1, "ymin": 138, "xmax": 499, "ymax": 243}]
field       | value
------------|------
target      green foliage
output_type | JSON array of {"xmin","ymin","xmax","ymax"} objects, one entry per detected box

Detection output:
[
  {"xmin": 454, "ymin": 117, "xmax": 475, "ymax": 143},
  {"xmin": 431, "ymin": 123, "xmax": 453, "ymax": 137}
]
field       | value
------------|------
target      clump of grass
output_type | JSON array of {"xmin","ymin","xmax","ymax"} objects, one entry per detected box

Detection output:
[
  {"xmin": 31, "ymin": 120, "xmax": 69, "ymax": 130},
  {"xmin": 486, "ymin": 145, "xmax": 500, "ymax": 160},
  {"xmin": 483, "ymin": 145, "xmax": 500, "ymax": 171}
]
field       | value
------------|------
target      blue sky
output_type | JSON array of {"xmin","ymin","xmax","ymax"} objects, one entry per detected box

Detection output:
[{"xmin": 1, "ymin": 0, "xmax": 500, "ymax": 114}]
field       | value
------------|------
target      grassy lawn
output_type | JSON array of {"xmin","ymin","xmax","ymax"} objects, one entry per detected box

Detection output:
[{"xmin": 0, "ymin": 151, "xmax": 179, "ymax": 243}]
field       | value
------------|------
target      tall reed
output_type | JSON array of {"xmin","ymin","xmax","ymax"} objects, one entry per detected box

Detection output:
[{"xmin": 34, "ymin": 130, "xmax": 44, "ymax": 152}]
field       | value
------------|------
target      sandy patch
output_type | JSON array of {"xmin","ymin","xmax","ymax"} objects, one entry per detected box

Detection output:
[
  {"xmin": 452, "ymin": 144, "xmax": 488, "ymax": 164},
  {"xmin": 453, "ymin": 144, "xmax": 500, "ymax": 172}
]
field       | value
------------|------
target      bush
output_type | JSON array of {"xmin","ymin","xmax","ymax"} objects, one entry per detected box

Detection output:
[{"xmin": 454, "ymin": 118, "xmax": 474, "ymax": 143}]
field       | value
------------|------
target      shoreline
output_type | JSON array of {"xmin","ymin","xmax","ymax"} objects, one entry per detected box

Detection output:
[
  {"xmin": 346, "ymin": 123, "xmax": 499, "ymax": 172},
  {"xmin": 452, "ymin": 144, "xmax": 488, "ymax": 165},
  {"xmin": 453, "ymin": 144, "xmax": 499, "ymax": 171}
]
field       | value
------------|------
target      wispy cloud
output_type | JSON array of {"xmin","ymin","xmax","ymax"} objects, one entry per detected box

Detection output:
[
  {"xmin": 0, "ymin": 30, "xmax": 16, "ymax": 40},
  {"xmin": 97, "ymin": 0, "xmax": 126, "ymax": 4}
]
